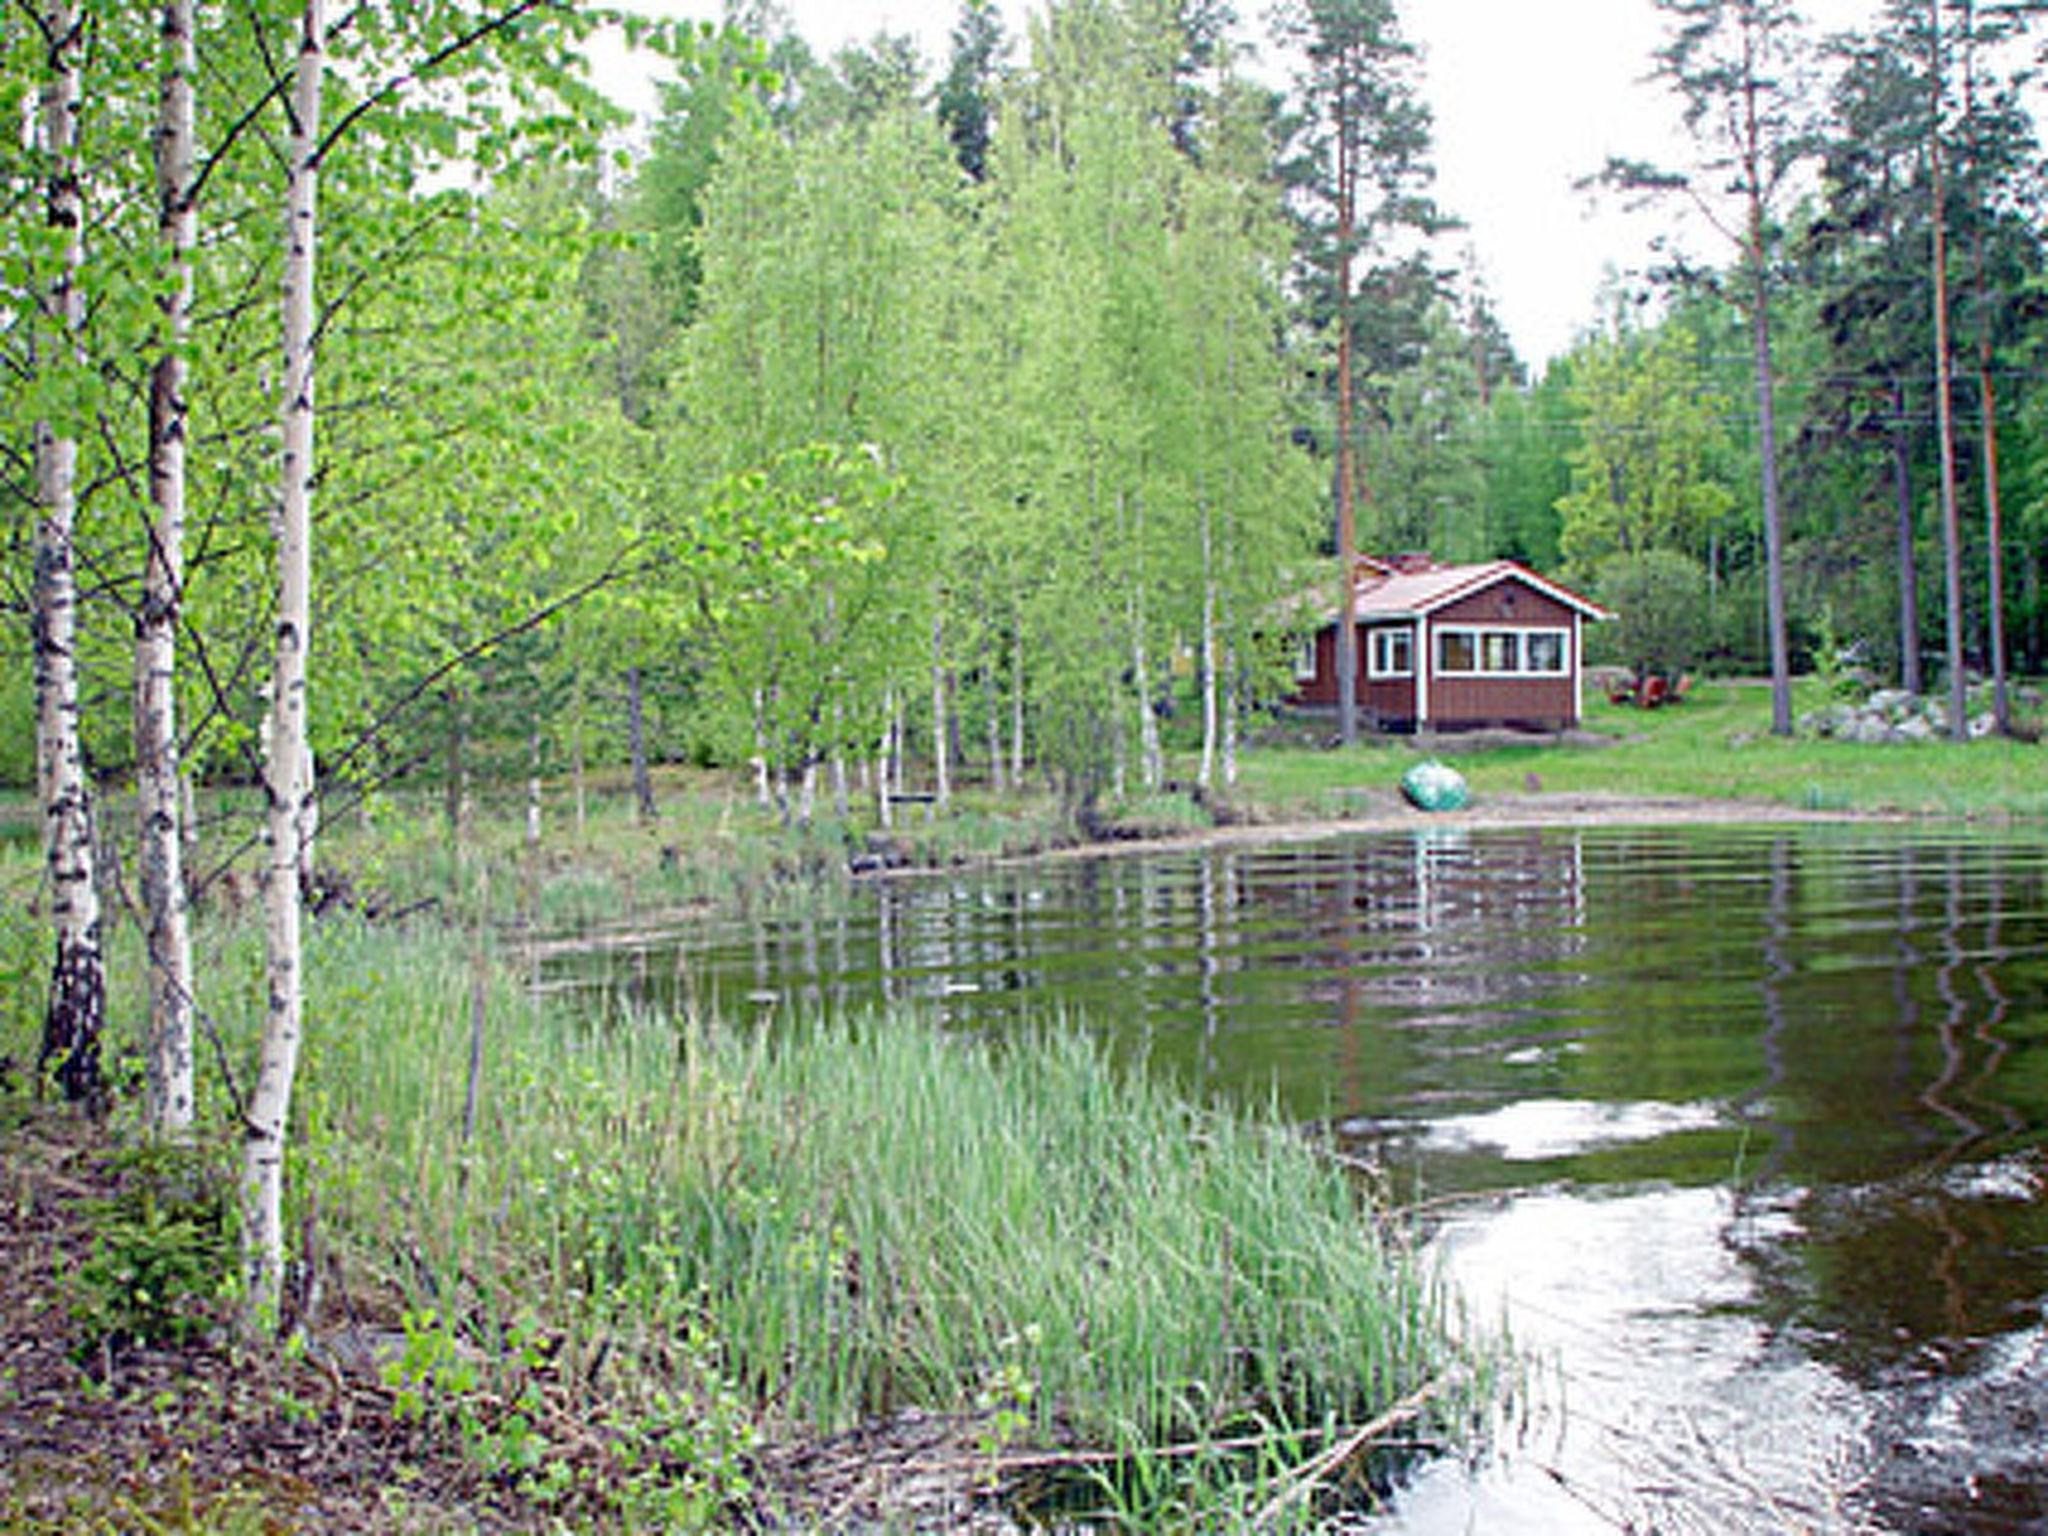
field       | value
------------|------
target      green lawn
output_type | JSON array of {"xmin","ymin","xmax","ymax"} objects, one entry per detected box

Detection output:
[{"xmin": 1231, "ymin": 678, "xmax": 2048, "ymax": 822}]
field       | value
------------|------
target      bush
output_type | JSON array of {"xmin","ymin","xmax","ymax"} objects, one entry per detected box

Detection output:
[
  {"xmin": 1591, "ymin": 548, "xmax": 1711, "ymax": 681},
  {"xmin": 72, "ymin": 1139, "xmax": 239, "ymax": 1356}
]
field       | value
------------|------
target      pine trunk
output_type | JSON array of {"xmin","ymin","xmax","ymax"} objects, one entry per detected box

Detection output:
[
  {"xmin": 245, "ymin": 0, "xmax": 323, "ymax": 1321},
  {"xmin": 32, "ymin": 0, "xmax": 106, "ymax": 1114},
  {"xmin": 1332, "ymin": 80, "xmax": 1360, "ymax": 747},
  {"xmin": 1890, "ymin": 388, "xmax": 1923, "ymax": 696},
  {"xmin": 1972, "ymin": 284, "xmax": 2009, "ymax": 734},
  {"xmin": 138, "ymin": 0, "xmax": 199, "ymax": 1136},
  {"xmin": 1962, "ymin": 0, "xmax": 2008, "ymax": 732},
  {"xmin": 1928, "ymin": 7, "xmax": 1968, "ymax": 742},
  {"xmin": 1740, "ymin": 56, "xmax": 1792, "ymax": 739}
]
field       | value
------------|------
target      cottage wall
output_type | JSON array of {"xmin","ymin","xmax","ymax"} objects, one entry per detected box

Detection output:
[
  {"xmin": 1294, "ymin": 628, "xmax": 1342, "ymax": 707},
  {"xmin": 1286, "ymin": 566, "xmax": 1599, "ymax": 732},
  {"xmin": 1424, "ymin": 584, "xmax": 1579, "ymax": 730},
  {"xmin": 1292, "ymin": 626, "xmax": 1418, "ymax": 724}
]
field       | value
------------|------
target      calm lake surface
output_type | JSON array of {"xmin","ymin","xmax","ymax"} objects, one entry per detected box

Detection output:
[{"xmin": 550, "ymin": 824, "xmax": 2048, "ymax": 1533}]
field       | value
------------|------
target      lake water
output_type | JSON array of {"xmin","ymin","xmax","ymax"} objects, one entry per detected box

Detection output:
[{"xmin": 548, "ymin": 824, "xmax": 2048, "ymax": 1533}]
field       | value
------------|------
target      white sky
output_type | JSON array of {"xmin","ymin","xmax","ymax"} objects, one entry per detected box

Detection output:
[{"xmin": 594, "ymin": 0, "xmax": 1896, "ymax": 367}]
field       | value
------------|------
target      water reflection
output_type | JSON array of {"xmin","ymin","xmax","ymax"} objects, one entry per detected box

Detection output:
[{"xmin": 546, "ymin": 825, "xmax": 2048, "ymax": 1531}]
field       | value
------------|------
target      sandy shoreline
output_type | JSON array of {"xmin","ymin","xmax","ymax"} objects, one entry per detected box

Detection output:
[{"xmin": 1039, "ymin": 790, "xmax": 1906, "ymax": 863}]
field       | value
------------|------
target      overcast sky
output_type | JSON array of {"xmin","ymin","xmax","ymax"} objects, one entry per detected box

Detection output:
[{"xmin": 596, "ymin": 0, "xmax": 1897, "ymax": 368}]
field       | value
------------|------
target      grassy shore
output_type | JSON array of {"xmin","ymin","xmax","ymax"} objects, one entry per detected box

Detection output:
[
  {"xmin": 1233, "ymin": 676, "xmax": 2048, "ymax": 823},
  {"xmin": 0, "ymin": 816, "xmax": 1491, "ymax": 1529}
]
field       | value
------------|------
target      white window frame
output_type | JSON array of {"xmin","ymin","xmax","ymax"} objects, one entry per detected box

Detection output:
[
  {"xmin": 1435, "ymin": 625, "xmax": 1570, "ymax": 678},
  {"xmin": 1523, "ymin": 629, "xmax": 1569, "ymax": 676},
  {"xmin": 1368, "ymin": 626, "xmax": 1414, "ymax": 679},
  {"xmin": 1293, "ymin": 635, "xmax": 1319, "ymax": 682}
]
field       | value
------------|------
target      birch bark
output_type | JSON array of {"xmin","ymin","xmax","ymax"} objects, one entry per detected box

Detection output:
[
  {"xmin": 245, "ymin": 0, "xmax": 324, "ymax": 1318},
  {"xmin": 31, "ymin": 0, "xmax": 106, "ymax": 1112},
  {"xmin": 930, "ymin": 610, "xmax": 951, "ymax": 809},
  {"xmin": 139, "ymin": 0, "xmax": 198, "ymax": 1135}
]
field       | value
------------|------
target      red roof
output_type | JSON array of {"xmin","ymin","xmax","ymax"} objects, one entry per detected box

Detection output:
[{"xmin": 1347, "ymin": 559, "xmax": 1613, "ymax": 623}]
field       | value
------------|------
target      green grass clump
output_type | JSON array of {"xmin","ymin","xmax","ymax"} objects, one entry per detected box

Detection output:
[{"xmin": 289, "ymin": 918, "xmax": 1484, "ymax": 1522}]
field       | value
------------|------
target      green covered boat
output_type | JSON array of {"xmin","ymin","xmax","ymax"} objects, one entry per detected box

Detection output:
[{"xmin": 1400, "ymin": 759, "xmax": 1469, "ymax": 813}]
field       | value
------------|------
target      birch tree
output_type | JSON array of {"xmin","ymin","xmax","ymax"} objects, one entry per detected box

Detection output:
[
  {"xmin": 244, "ymin": 0, "xmax": 324, "ymax": 1317},
  {"xmin": 28, "ymin": 0, "xmax": 106, "ymax": 1112},
  {"xmin": 138, "ymin": 0, "xmax": 198, "ymax": 1136}
]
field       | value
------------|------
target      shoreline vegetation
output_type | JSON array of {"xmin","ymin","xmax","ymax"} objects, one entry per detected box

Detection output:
[{"xmin": 4, "ymin": 678, "xmax": 2044, "ymax": 1531}]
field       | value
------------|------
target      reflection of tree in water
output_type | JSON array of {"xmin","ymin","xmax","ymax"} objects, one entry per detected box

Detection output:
[{"xmin": 1732, "ymin": 839, "xmax": 2048, "ymax": 1380}]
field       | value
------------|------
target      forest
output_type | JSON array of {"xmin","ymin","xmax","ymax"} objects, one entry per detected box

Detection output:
[{"xmin": 2, "ymin": 0, "xmax": 2046, "ymax": 1448}]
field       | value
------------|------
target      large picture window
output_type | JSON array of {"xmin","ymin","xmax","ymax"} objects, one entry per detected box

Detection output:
[
  {"xmin": 1369, "ymin": 627, "xmax": 1414, "ymax": 678},
  {"xmin": 1436, "ymin": 626, "xmax": 1570, "ymax": 678}
]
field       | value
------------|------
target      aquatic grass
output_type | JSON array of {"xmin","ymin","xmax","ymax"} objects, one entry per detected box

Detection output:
[{"xmin": 270, "ymin": 917, "xmax": 1487, "ymax": 1520}]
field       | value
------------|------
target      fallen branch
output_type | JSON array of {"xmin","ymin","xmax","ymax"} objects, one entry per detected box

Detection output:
[{"xmin": 1248, "ymin": 1374, "xmax": 1455, "ymax": 1531}]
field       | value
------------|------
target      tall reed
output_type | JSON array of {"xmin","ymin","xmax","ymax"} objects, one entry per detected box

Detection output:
[{"xmin": 286, "ymin": 916, "xmax": 1489, "ymax": 1516}]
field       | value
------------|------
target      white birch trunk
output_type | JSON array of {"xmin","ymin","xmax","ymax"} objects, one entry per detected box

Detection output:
[
  {"xmin": 138, "ymin": 0, "xmax": 198, "ymax": 1136},
  {"xmin": 32, "ymin": 0, "xmax": 106, "ymax": 1111},
  {"xmin": 1222, "ymin": 638, "xmax": 1240, "ymax": 788},
  {"xmin": 1125, "ymin": 492, "xmax": 1161, "ymax": 794},
  {"xmin": 1131, "ymin": 626, "xmax": 1161, "ymax": 794},
  {"xmin": 985, "ymin": 660, "xmax": 1005, "ymax": 795},
  {"xmin": 829, "ymin": 698, "xmax": 848, "ymax": 818},
  {"xmin": 875, "ymin": 690, "xmax": 893, "ymax": 831},
  {"xmin": 245, "ymin": 0, "xmax": 323, "ymax": 1320},
  {"xmin": 571, "ymin": 668, "xmax": 587, "ymax": 832},
  {"xmin": 1198, "ymin": 491, "xmax": 1218, "ymax": 794},
  {"xmin": 525, "ymin": 724, "xmax": 543, "ymax": 858},
  {"xmin": 1010, "ymin": 629, "xmax": 1025, "ymax": 788},
  {"xmin": 891, "ymin": 690, "xmax": 906, "ymax": 797},
  {"xmin": 751, "ymin": 687, "xmax": 772, "ymax": 808},
  {"xmin": 930, "ymin": 610, "xmax": 951, "ymax": 810}
]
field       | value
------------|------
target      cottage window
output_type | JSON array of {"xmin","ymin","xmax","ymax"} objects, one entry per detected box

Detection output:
[
  {"xmin": 1369, "ymin": 628, "xmax": 1414, "ymax": 678},
  {"xmin": 1525, "ymin": 631, "xmax": 1567, "ymax": 674},
  {"xmin": 1293, "ymin": 636, "xmax": 1319, "ymax": 681},
  {"xmin": 1436, "ymin": 626, "xmax": 1571, "ymax": 677}
]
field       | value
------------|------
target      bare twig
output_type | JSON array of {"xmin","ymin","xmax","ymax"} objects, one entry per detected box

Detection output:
[{"xmin": 1248, "ymin": 1374, "xmax": 1455, "ymax": 1531}]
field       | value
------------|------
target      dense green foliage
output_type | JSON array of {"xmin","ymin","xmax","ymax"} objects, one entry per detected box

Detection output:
[{"xmin": 4, "ymin": 0, "xmax": 2043, "ymax": 820}]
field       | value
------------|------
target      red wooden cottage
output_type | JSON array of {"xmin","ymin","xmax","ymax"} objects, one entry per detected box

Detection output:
[{"xmin": 1288, "ymin": 555, "xmax": 1612, "ymax": 732}]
